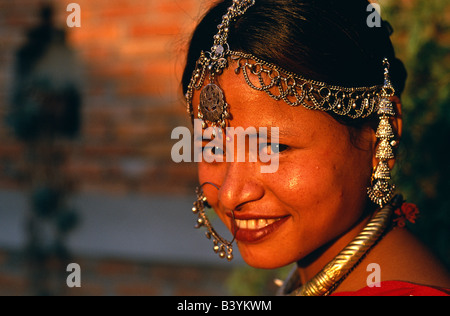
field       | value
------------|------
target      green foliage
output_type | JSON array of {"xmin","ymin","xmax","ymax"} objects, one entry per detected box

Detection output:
[
  {"xmin": 227, "ymin": 264, "xmax": 293, "ymax": 296},
  {"xmin": 384, "ymin": 0, "xmax": 450, "ymax": 267}
]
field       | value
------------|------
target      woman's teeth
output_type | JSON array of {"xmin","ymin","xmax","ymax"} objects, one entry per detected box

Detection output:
[{"xmin": 235, "ymin": 218, "xmax": 281, "ymax": 230}]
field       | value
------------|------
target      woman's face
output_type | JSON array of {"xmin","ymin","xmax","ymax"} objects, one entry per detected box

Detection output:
[{"xmin": 193, "ymin": 66, "xmax": 376, "ymax": 269}]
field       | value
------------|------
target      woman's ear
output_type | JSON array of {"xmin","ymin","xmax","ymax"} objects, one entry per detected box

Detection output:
[{"xmin": 371, "ymin": 96, "xmax": 403, "ymax": 170}]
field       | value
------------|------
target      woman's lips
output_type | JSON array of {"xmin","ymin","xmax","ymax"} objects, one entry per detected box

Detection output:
[{"xmin": 227, "ymin": 213, "xmax": 290, "ymax": 243}]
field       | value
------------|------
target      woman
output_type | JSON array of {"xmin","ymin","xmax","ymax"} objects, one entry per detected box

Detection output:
[{"xmin": 181, "ymin": 0, "xmax": 450, "ymax": 295}]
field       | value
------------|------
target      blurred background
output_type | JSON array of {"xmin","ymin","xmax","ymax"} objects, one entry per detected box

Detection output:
[{"xmin": 0, "ymin": 0, "xmax": 448, "ymax": 296}]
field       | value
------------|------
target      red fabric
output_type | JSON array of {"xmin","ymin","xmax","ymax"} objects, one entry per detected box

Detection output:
[{"xmin": 331, "ymin": 281, "xmax": 450, "ymax": 296}]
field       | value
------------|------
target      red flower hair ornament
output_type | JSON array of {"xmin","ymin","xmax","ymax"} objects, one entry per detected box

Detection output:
[{"xmin": 393, "ymin": 202, "xmax": 420, "ymax": 228}]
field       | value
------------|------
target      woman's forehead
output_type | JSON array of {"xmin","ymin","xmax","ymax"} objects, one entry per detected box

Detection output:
[{"xmin": 191, "ymin": 65, "xmax": 335, "ymax": 133}]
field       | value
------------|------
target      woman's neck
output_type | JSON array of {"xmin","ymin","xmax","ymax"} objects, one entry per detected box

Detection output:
[{"xmin": 296, "ymin": 211, "xmax": 373, "ymax": 286}]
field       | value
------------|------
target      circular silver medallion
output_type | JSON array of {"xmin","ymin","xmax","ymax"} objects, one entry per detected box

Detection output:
[{"xmin": 199, "ymin": 84, "xmax": 225, "ymax": 123}]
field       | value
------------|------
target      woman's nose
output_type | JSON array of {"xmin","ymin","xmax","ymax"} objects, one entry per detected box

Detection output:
[{"xmin": 217, "ymin": 162, "xmax": 265, "ymax": 212}]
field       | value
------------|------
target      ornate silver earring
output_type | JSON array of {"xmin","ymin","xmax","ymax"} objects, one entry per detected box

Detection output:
[
  {"xmin": 192, "ymin": 183, "xmax": 235, "ymax": 261},
  {"xmin": 367, "ymin": 58, "xmax": 397, "ymax": 207}
]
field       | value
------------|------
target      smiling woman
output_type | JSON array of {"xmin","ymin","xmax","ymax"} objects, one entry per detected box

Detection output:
[{"xmin": 181, "ymin": 0, "xmax": 450, "ymax": 296}]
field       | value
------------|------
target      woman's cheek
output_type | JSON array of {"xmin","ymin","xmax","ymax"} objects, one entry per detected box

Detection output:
[
  {"xmin": 269, "ymin": 157, "xmax": 331, "ymax": 206},
  {"xmin": 197, "ymin": 161, "xmax": 227, "ymax": 208}
]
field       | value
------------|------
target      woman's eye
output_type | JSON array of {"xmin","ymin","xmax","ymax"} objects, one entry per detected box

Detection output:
[
  {"xmin": 260, "ymin": 143, "xmax": 289, "ymax": 155},
  {"xmin": 203, "ymin": 145, "xmax": 224, "ymax": 156}
]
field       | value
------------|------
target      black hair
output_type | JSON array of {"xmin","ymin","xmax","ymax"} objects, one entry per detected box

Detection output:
[{"xmin": 182, "ymin": 0, "xmax": 407, "ymax": 131}]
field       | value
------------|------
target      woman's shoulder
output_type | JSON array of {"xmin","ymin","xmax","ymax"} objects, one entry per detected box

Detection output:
[
  {"xmin": 335, "ymin": 227, "xmax": 450, "ymax": 294},
  {"xmin": 371, "ymin": 228, "xmax": 450, "ymax": 288},
  {"xmin": 332, "ymin": 280, "xmax": 450, "ymax": 296}
]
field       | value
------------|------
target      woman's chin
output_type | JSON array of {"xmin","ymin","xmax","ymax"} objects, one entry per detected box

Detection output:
[{"xmin": 236, "ymin": 244, "xmax": 297, "ymax": 270}]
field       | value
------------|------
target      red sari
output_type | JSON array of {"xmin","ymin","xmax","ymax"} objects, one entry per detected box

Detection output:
[{"xmin": 331, "ymin": 281, "xmax": 450, "ymax": 296}]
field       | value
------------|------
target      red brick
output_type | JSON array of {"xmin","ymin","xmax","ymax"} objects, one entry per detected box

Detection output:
[
  {"xmin": 0, "ymin": 144, "xmax": 24, "ymax": 158},
  {"xmin": 100, "ymin": 5, "xmax": 146, "ymax": 19},
  {"xmin": 93, "ymin": 63, "xmax": 135, "ymax": 79},
  {"xmin": 82, "ymin": 125, "xmax": 110, "ymax": 141},
  {"xmin": 66, "ymin": 282, "xmax": 105, "ymax": 296},
  {"xmin": 66, "ymin": 160, "xmax": 104, "ymax": 179},
  {"xmin": 82, "ymin": 145, "xmax": 138, "ymax": 157},
  {"xmin": 130, "ymin": 23, "xmax": 182, "ymax": 37},
  {"xmin": 118, "ymin": 78, "xmax": 173, "ymax": 97},
  {"xmin": 155, "ymin": 1, "xmax": 196, "ymax": 15},
  {"xmin": 140, "ymin": 60, "xmax": 179, "ymax": 78},
  {"xmin": 119, "ymin": 39, "xmax": 170, "ymax": 58},
  {"xmin": 0, "ymin": 274, "xmax": 27, "ymax": 295},
  {"xmin": 97, "ymin": 259, "xmax": 139, "ymax": 276}
]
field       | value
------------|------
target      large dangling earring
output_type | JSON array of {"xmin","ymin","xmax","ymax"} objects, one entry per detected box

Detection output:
[
  {"xmin": 367, "ymin": 58, "xmax": 397, "ymax": 207},
  {"xmin": 192, "ymin": 183, "xmax": 235, "ymax": 261}
]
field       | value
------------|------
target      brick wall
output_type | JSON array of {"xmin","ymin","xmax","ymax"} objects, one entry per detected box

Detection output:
[
  {"xmin": 0, "ymin": 248, "xmax": 234, "ymax": 296},
  {"xmin": 0, "ymin": 0, "xmax": 213, "ymax": 195}
]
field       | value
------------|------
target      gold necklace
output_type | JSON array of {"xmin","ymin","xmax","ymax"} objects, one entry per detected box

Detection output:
[{"xmin": 279, "ymin": 196, "xmax": 401, "ymax": 296}]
